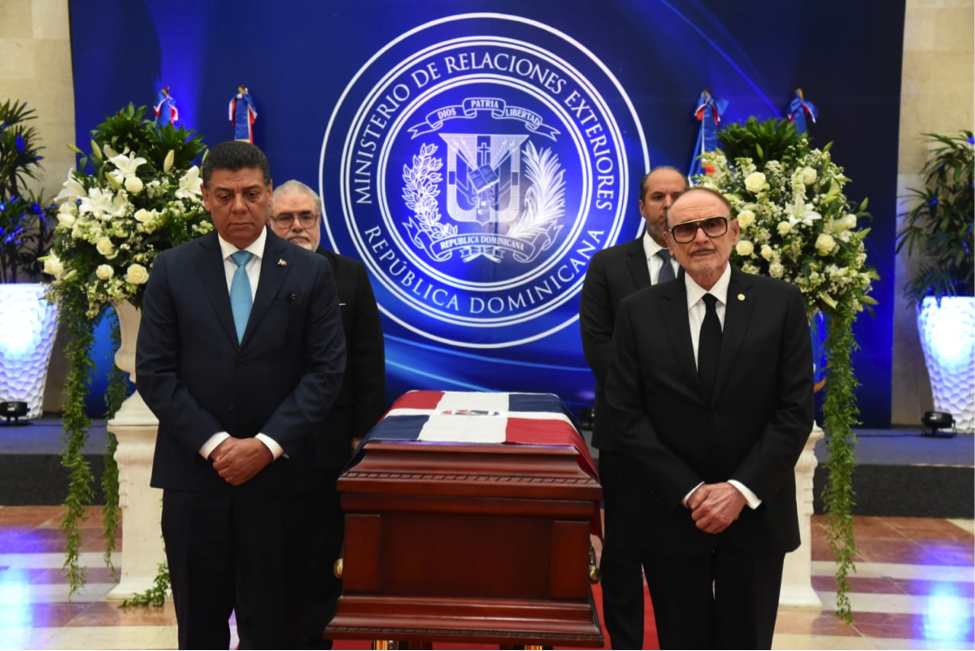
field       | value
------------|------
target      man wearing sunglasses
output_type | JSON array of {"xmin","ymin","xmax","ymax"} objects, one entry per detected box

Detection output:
[
  {"xmin": 579, "ymin": 166, "xmax": 687, "ymax": 649},
  {"xmin": 606, "ymin": 187, "xmax": 813, "ymax": 649}
]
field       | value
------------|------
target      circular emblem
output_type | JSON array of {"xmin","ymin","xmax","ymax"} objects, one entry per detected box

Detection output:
[{"xmin": 321, "ymin": 13, "xmax": 648, "ymax": 348}]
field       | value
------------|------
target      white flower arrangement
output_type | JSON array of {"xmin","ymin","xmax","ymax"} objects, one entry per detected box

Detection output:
[
  {"xmin": 695, "ymin": 137, "xmax": 878, "ymax": 317},
  {"xmin": 46, "ymin": 104, "xmax": 212, "ymax": 318}
]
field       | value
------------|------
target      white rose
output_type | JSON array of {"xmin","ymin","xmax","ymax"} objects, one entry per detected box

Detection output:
[
  {"xmin": 737, "ymin": 210, "xmax": 755, "ymax": 229},
  {"xmin": 777, "ymin": 221, "xmax": 793, "ymax": 236},
  {"xmin": 744, "ymin": 172, "xmax": 767, "ymax": 193},
  {"xmin": 96, "ymin": 237, "xmax": 114, "ymax": 256},
  {"xmin": 96, "ymin": 264, "xmax": 114, "ymax": 280},
  {"xmin": 58, "ymin": 212, "xmax": 76, "ymax": 228},
  {"xmin": 839, "ymin": 213, "xmax": 857, "ymax": 231},
  {"xmin": 761, "ymin": 244, "xmax": 774, "ymax": 261},
  {"xmin": 43, "ymin": 255, "xmax": 64, "ymax": 279},
  {"xmin": 802, "ymin": 167, "xmax": 817, "ymax": 185},
  {"xmin": 815, "ymin": 233, "xmax": 837, "ymax": 256},
  {"xmin": 124, "ymin": 175, "xmax": 144, "ymax": 195},
  {"xmin": 736, "ymin": 240, "xmax": 754, "ymax": 256},
  {"xmin": 134, "ymin": 208, "xmax": 151, "ymax": 223},
  {"xmin": 769, "ymin": 263, "xmax": 785, "ymax": 279},
  {"xmin": 125, "ymin": 263, "xmax": 149, "ymax": 285}
]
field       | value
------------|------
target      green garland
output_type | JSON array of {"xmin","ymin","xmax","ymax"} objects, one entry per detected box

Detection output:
[
  {"xmin": 121, "ymin": 562, "xmax": 170, "ymax": 608},
  {"xmin": 820, "ymin": 307, "xmax": 861, "ymax": 622}
]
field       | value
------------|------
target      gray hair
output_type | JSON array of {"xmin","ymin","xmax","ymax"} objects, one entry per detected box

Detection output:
[{"xmin": 272, "ymin": 179, "xmax": 322, "ymax": 215}]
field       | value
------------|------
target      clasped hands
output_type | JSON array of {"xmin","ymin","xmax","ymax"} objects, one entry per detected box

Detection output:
[
  {"xmin": 686, "ymin": 482, "xmax": 747, "ymax": 535},
  {"xmin": 209, "ymin": 437, "xmax": 273, "ymax": 486}
]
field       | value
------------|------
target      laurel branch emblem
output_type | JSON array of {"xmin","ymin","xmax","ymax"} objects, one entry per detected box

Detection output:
[{"xmin": 403, "ymin": 141, "xmax": 565, "ymax": 264}]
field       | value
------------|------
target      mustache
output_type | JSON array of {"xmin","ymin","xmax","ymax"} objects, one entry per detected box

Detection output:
[{"xmin": 286, "ymin": 232, "xmax": 312, "ymax": 242}]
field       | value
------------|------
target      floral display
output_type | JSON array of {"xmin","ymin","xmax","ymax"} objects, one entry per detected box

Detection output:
[
  {"xmin": 695, "ymin": 135, "xmax": 877, "ymax": 317},
  {"xmin": 47, "ymin": 106, "xmax": 210, "ymax": 318},
  {"xmin": 44, "ymin": 104, "xmax": 208, "ymax": 597},
  {"xmin": 693, "ymin": 117, "xmax": 878, "ymax": 623}
]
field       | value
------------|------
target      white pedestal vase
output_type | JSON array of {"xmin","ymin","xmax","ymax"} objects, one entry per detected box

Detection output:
[
  {"xmin": 105, "ymin": 300, "xmax": 166, "ymax": 600},
  {"xmin": 0, "ymin": 284, "xmax": 58, "ymax": 419},
  {"xmin": 779, "ymin": 421, "xmax": 824, "ymax": 609},
  {"xmin": 917, "ymin": 296, "xmax": 975, "ymax": 433}
]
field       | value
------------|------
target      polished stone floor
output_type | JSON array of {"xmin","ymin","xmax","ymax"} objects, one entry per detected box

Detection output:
[{"xmin": 0, "ymin": 506, "xmax": 972, "ymax": 649}]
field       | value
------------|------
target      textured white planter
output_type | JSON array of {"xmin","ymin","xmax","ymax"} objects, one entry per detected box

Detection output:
[
  {"xmin": 917, "ymin": 296, "xmax": 975, "ymax": 433},
  {"xmin": 105, "ymin": 301, "xmax": 166, "ymax": 600},
  {"xmin": 0, "ymin": 284, "xmax": 58, "ymax": 419}
]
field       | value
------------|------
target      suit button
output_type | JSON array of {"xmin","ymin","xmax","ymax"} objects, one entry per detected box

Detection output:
[
  {"xmin": 235, "ymin": 359, "xmax": 244, "ymax": 368},
  {"xmin": 711, "ymin": 412, "xmax": 719, "ymax": 421},
  {"xmin": 228, "ymin": 402, "xmax": 235, "ymax": 411}
]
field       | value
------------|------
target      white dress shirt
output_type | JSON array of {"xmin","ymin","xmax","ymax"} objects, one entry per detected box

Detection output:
[
  {"xmin": 642, "ymin": 231, "xmax": 679, "ymax": 285},
  {"xmin": 682, "ymin": 264, "xmax": 761, "ymax": 510},
  {"xmin": 198, "ymin": 229, "xmax": 285, "ymax": 462}
]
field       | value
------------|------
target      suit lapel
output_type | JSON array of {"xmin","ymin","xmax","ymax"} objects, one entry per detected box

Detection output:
[
  {"xmin": 241, "ymin": 230, "xmax": 293, "ymax": 347},
  {"xmin": 714, "ymin": 269, "xmax": 756, "ymax": 400},
  {"xmin": 625, "ymin": 238, "xmax": 651, "ymax": 289},
  {"xmin": 661, "ymin": 279, "xmax": 702, "ymax": 401},
  {"xmin": 194, "ymin": 233, "xmax": 239, "ymax": 346}
]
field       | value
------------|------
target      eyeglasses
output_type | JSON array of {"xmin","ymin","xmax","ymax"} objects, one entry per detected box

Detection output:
[
  {"xmin": 667, "ymin": 216, "xmax": 729, "ymax": 243},
  {"xmin": 270, "ymin": 211, "xmax": 319, "ymax": 228}
]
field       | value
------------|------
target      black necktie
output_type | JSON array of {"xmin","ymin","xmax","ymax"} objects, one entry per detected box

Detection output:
[
  {"xmin": 656, "ymin": 249, "xmax": 676, "ymax": 284},
  {"xmin": 698, "ymin": 294, "xmax": 722, "ymax": 401}
]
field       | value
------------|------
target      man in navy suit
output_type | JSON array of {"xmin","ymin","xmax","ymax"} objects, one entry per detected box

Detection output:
[
  {"xmin": 137, "ymin": 141, "xmax": 346, "ymax": 649},
  {"xmin": 268, "ymin": 179, "xmax": 386, "ymax": 649},
  {"xmin": 579, "ymin": 167, "xmax": 687, "ymax": 649},
  {"xmin": 606, "ymin": 187, "xmax": 813, "ymax": 649}
]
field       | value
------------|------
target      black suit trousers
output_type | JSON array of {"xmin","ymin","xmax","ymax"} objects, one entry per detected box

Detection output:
[
  {"xmin": 642, "ymin": 546, "xmax": 785, "ymax": 649},
  {"xmin": 598, "ymin": 451, "xmax": 647, "ymax": 649},
  {"xmin": 162, "ymin": 486, "xmax": 313, "ymax": 650}
]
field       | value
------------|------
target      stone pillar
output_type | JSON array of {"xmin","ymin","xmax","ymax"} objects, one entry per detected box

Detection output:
[
  {"xmin": 779, "ymin": 422, "xmax": 824, "ymax": 609},
  {"xmin": 105, "ymin": 301, "xmax": 166, "ymax": 600}
]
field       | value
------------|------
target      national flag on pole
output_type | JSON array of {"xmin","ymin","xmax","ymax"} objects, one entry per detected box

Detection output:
[
  {"xmin": 689, "ymin": 88, "xmax": 728, "ymax": 179},
  {"xmin": 229, "ymin": 86, "xmax": 258, "ymax": 143},
  {"xmin": 787, "ymin": 88, "xmax": 818, "ymax": 135}
]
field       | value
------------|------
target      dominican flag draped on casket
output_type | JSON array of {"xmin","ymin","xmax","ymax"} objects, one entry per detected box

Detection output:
[{"xmin": 356, "ymin": 390, "xmax": 601, "ymax": 536}]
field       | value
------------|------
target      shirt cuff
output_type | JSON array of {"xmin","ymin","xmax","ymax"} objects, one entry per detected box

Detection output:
[
  {"xmin": 682, "ymin": 481, "xmax": 704, "ymax": 508},
  {"xmin": 255, "ymin": 433, "xmax": 285, "ymax": 460},
  {"xmin": 199, "ymin": 432, "xmax": 230, "ymax": 460},
  {"xmin": 728, "ymin": 480, "xmax": 762, "ymax": 510}
]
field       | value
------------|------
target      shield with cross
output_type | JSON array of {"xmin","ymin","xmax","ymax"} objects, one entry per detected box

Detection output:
[{"xmin": 438, "ymin": 133, "xmax": 529, "ymax": 226}]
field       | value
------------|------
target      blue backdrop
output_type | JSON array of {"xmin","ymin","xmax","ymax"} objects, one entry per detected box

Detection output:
[{"xmin": 69, "ymin": 0, "xmax": 903, "ymax": 426}]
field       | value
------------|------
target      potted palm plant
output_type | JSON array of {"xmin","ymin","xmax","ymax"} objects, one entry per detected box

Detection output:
[
  {"xmin": 0, "ymin": 99, "xmax": 59, "ymax": 419},
  {"xmin": 896, "ymin": 131, "xmax": 975, "ymax": 433}
]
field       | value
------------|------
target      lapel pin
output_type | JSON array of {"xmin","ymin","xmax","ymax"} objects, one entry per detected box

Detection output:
[
  {"xmin": 277, "ymin": 259, "xmax": 287, "ymax": 267},
  {"xmin": 737, "ymin": 293, "xmax": 745, "ymax": 301}
]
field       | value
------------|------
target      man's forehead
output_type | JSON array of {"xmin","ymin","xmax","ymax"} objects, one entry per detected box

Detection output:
[
  {"xmin": 273, "ymin": 191, "xmax": 317, "ymax": 212},
  {"xmin": 208, "ymin": 167, "xmax": 267, "ymax": 190},
  {"xmin": 670, "ymin": 192, "xmax": 729, "ymax": 221},
  {"xmin": 646, "ymin": 169, "xmax": 685, "ymax": 192}
]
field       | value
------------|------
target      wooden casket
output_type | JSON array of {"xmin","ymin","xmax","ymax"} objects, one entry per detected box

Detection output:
[{"xmin": 326, "ymin": 391, "xmax": 604, "ymax": 648}]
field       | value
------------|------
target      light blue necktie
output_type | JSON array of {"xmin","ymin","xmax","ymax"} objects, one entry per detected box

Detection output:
[{"xmin": 230, "ymin": 250, "xmax": 253, "ymax": 343}]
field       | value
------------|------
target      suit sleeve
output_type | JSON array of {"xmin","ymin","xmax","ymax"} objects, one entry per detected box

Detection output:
[
  {"xmin": 136, "ymin": 251, "xmax": 225, "ymax": 454},
  {"xmin": 606, "ymin": 297, "xmax": 704, "ymax": 507},
  {"xmin": 579, "ymin": 251, "xmax": 613, "ymax": 385},
  {"xmin": 350, "ymin": 262, "xmax": 386, "ymax": 438},
  {"xmin": 729, "ymin": 285, "xmax": 814, "ymax": 501},
  {"xmin": 260, "ymin": 256, "xmax": 346, "ymax": 454}
]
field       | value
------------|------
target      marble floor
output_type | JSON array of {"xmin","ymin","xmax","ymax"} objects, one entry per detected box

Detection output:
[{"xmin": 0, "ymin": 506, "xmax": 972, "ymax": 650}]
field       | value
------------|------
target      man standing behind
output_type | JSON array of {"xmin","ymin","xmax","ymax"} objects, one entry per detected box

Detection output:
[
  {"xmin": 578, "ymin": 166, "xmax": 687, "ymax": 649},
  {"xmin": 607, "ymin": 188, "xmax": 813, "ymax": 649},
  {"xmin": 268, "ymin": 179, "xmax": 386, "ymax": 649},
  {"xmin": 137, "ymin": 142, "xmax": 346, "ymax": 649}
]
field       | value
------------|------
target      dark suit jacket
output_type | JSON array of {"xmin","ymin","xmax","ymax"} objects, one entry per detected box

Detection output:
[
  {"xmin": 579, "ymin": 237, "xmax": 651, "ymax": 452},
  {"xmin": 606, "ymin": 267, "xmax": 813, "ymax": 555},
  {"xmin": 315, "ymin": 247, "xmax": 385, "ymax": 469},
  {"xmin": 137, "ymin": 229, "xmax": 346, "ymax": 495}
]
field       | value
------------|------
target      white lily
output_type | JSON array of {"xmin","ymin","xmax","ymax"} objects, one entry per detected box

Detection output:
[
  {"xmin": 109, "ymin": 152, "xmax": 147, "ymax": 178},
  {"xmin": 176, "ymin": 166, "xmax": 203, "ymax": 199},
  {"xmin": 55, "ymin": 173, "xmax": 88, "ymax": 203}
]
